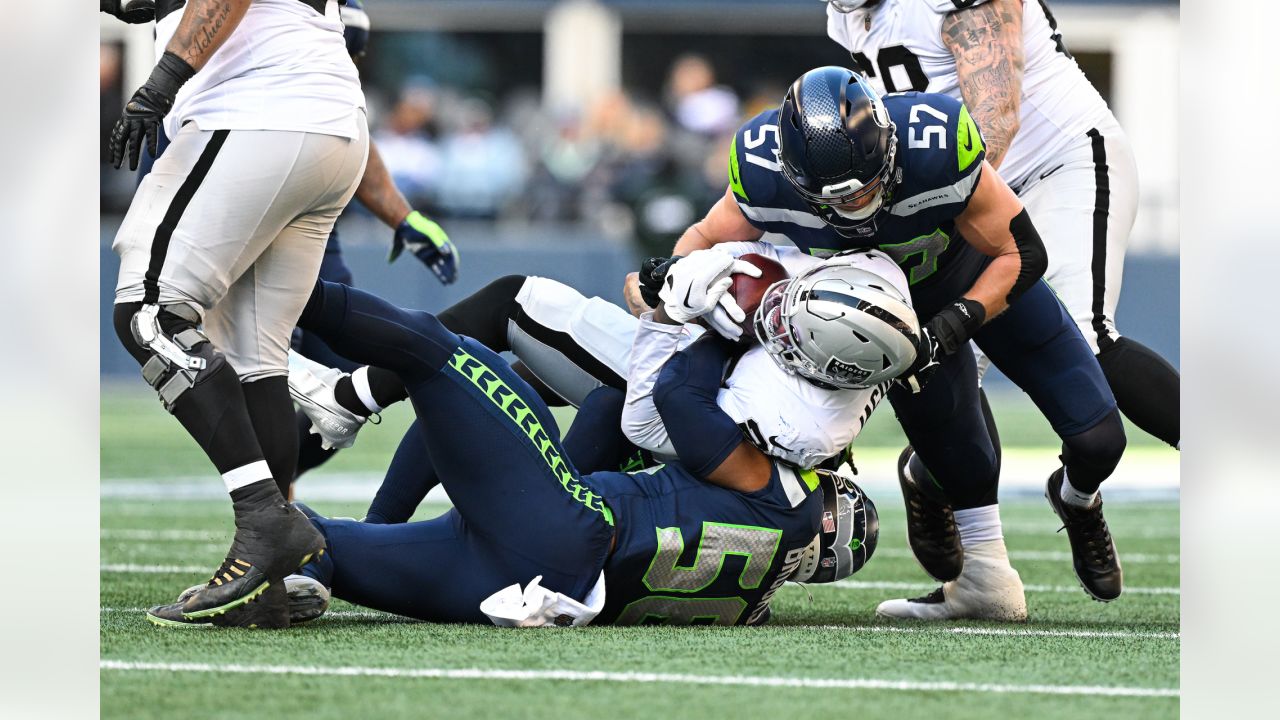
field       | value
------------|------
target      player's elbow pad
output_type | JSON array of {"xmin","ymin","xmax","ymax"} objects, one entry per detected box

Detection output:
[{"xmin": 1007, "ymin": 208, "xmax": 1047, "ymax": 305}]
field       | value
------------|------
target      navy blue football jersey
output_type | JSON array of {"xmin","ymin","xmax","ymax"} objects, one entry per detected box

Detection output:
[
  {"xmin": 730, "ymin": 91, "xmax": 990, "ymax": 315},
  {"xmin": 588, "ymin": 461, "xmax": 822, "ymax": 626}
]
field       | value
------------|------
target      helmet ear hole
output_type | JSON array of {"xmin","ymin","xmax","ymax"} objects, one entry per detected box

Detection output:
[{"xmin": 852, "ymin": 330, "xmax": 868, "ymax": 343}]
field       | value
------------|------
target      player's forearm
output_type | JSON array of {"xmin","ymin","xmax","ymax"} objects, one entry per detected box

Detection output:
[
  {"xmin": 355, "ymin": 142, "xmax": 414, "ymax": 229},
  {"xmin": 165, "ymin": 0, "xmax": 252, "ymax": 71},
  {"xmin": 942, "ymin": 0, "xmax": 1024, "ymax": 169},
  {"xmin": 671, "ymin": 222, "xmax": 716, "ymax": 256},
  {"xmin": 963, "ymin": 252, "xmax": 1020, "ymax": 321}
]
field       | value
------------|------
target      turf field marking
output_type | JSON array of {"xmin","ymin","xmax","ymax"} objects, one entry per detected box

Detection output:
[
  {"xmin": 97, "ymin": 564, "xmax": 1182, "ymax": 596},
  {"xmin": 99, "ymin": 660, "xmax": 1178, "ymax": 697},
  {"xmin": 873, "ymin": 547, "xmax": 1179, "ymax": 564},
  {"xmin": 828, "ymin": 580, "xmax": 1180, "ymax": 596},
  {"xmin": 800, "ymin": 625, "xmax": 1179, "ymax": 640},
  {"xmin": 97, "ymin": 606, "xmax": 1176, "ymax": 639},
  {"xmin": 102, "ymin": 529, "xmax": 221, "ymax": 541}
]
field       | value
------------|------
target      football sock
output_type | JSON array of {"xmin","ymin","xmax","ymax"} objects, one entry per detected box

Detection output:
[
  {"xmin": 953, "ymin": 505, "xmax": 1003, "ymax": 547},
  {"xmin": 242, "ymin": 376, "xmax": 299, "ymax": 498},
  {"xmin": 1096, "ymin": 336, "xmax": 1179, "ymax": 449},
  {"xmin": 222, "ymin": 461, "xmax": 274, "ymax": 495},
  {"xmin": 1059, "ymin": 468, "xmax": 1099, "ymax": 508},
  {"xmin": 334, "ymin": 366, "xmax": 406, "ymax": 417}
]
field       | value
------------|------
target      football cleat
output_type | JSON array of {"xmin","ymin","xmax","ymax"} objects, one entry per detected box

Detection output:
[
  {"xmin": 288, "ymin": 350, "xmax": 370, "ymax": 450},
  {"xmin": 148, "ymin": 580, "xmax": 290, "ymax": 629},
  {"xmin": 172, "ymin": 574, "xmax": 330, "ymax": 625},
  {"xmin": 1046, "ymin": 468, "xmax": 1123, "ymax": 601},
  {"xmin": 898, "ymin": 446, "xmax": 963, "ymax": 582},
  {"xmin": 876, "ymin": 539, "xmax": 1027, "ymax": 622},
  {"xmin": 179, "ymin": 502, "xmax": 326, "ymax": 620}
]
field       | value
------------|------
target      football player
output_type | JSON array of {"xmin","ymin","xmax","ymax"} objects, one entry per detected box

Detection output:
[
  {"xmin": 288, "ymin": 246, "xmax": 918, "ymax": 528},
  {"xmin": 637, "ymin": 66, "xmax": 1127, "ymax": 619},
  {"xmin": 824, "ymin": 0, "xmax": 1178, "ymax": 617},
  {"xmin": 105, "ymin": 0, "xmax": 370, "ymax": 627},
  {"xmin": 150, "ymin": 278, "xmax": 880, "ymax": 627}
]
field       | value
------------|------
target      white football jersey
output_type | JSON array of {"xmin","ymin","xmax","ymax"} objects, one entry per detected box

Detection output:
[
  {"xmin": 155, "ymin": 0, "xmax": 365, "ymax": 141},
  {"xmin": 622, "ymin": 245, "xmax": 909, "ymax": 469},
  {"xmin": 827, "ymin": 0, "xmax": 1113, "ymax": 192}
]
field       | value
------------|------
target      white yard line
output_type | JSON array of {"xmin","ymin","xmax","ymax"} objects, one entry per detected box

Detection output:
[
  {"xmin": 872, "ymin": 547, "xmax": 1179, "ymax": 564},
  {"xmin": 828, "ymin": 579, "xmax": 1180, "ymax": 596},
  {"xmin": 97, "ymin": 563, "xmax": 1181, "ymax": 597},
  {"xmin": 98, "ymin": 606, "xmax": 1176, "ymax": 640},
  {"xmin": 98, "ymin": 660, "xmax": 1177, "ymax": 698}
]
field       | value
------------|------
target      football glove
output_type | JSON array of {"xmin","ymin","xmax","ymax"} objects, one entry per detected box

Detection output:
[
  {"xmin": 658, "ymin": 248, "xmax": 761, "ymax": 340},
  {"xmin": 638, "ymin": 256, "xmax": 681, "ymax": 309},
  {"xmin": 389, "ymin": 211, "xmax": 459, "ymax": 285},
  {"xmin": 110, "ymin": 52, "xmax": 193, "ymax": 171},
  {"xmin": 898, "ymin": 299, "xmax": 986, "ymax": 393},
  {"xmin": 101, "ymin": 0, "xmax": 156, "ymax": 24}
]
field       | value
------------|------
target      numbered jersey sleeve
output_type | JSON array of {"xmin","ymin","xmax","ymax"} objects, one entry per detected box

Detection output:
[
  {"xmin": 884, "ymin": 92, "xmax": 986, "ymax": 222},
  {"xmin": 728, "ymin": 110, "xmax": 830, "ymax": 237}
]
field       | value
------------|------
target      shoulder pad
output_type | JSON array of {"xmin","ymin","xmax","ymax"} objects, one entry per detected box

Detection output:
[{"xmin": 925, "ymin": 0, "xmax": 994, "ymax": 14}]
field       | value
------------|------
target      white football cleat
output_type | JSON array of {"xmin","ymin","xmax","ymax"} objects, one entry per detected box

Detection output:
[
  {"xmin": 175, "ymin": 573, "xmax": 330, "ymax": 625},
  {"xmin": 876, "ymin": 539, "xmax": 1027, "ymax": 622},
  {"xmin": 288, "ymin": 350, "xmax": 369, "ymax": 450}
]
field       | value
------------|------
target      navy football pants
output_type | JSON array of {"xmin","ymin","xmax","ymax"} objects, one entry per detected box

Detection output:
[
  {"xmin": 889, "ymin": 280, "xmax": 1122, "ymax": 509},
  {"xmin": 296, "ymin": 280, "xmax": 615, "ymax": 622}
]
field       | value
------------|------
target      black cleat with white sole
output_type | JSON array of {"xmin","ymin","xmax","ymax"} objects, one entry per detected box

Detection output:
[
  {"xmin": 898, "ymin": 446, "xmax": 963, "ymax": 582},
  {"xmin": 1046, "ymin": 468, "xmax": 1123, "ymax": 602},
  {"xmin": 150, "ymin": 574, "xmax": 330, "ymax": 628}
]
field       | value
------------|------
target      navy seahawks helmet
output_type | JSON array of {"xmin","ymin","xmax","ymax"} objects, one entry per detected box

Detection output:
[
  {"xmin": 778, "ymin": 66, "xmax": 898, "ymax": 237},
  {"xmin": 790, "ymin": 469, "xmax": 879, "ymax": 584},
  {"xmin": 341, "ymin": 0, "xmax": 371, "ymax": 59}
]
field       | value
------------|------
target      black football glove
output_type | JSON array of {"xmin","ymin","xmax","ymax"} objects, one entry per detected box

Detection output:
[
  {"xmin": 638, "ymin": 256, "xmax": 682, "ymax": 309},
  {"xmin": 899, "ymin": 298, "xmax": 986, "ymax": 393},
  {"xmin": 101, "ymin": 0, "xmax": 156, "ymax": 24},
  {"xmin": 110, "ymin": 52, "xmax": 195, "ymax": 171}
]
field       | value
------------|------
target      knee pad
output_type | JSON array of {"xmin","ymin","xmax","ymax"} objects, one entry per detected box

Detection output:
[
  {"xmin": 127, "ymin": 303, "xmax": 232, "ymax": 414},
  {"xmin": 1062, "ymin": 409, "xmax": 1127, "ymax": 478}
]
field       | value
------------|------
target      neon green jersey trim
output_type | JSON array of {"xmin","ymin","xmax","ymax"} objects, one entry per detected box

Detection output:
[
  {"xmin": 799, "ymin": 468, "xmax": 820, "ymax": 492},
  {"xmin": 728, "ymin": 135, "xmax": 748, "ymax": 201},
  {"xmin": 957, "ymin": 104, "xmax": 984, "ymax": 173},
  {"xmin": 447, "ymin": 348, "xmax": 614, "ymax": 525}
]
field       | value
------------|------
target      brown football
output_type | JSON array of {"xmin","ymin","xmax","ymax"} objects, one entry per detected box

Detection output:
[{"xmin": 729, "ymin": 253, "xmax": 790, "ymax": 342}]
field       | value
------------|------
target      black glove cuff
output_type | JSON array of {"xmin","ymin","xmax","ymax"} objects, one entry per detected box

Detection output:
[
  {"xmin": 147, "ymin": 51, "xmax": 197, "ymax": 101},
  {"xmin": 928, "ymin": 298, "xmax": 986, "ymax": 356},
  {"xmin": 639, "ymin": 256, "xmax": 682, "ymax": 308}
]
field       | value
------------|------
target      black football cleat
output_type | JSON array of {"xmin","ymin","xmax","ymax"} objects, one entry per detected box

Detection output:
[
  {"xmin": 1046, "ymin": 468, "xmax": 1123, "ymax": 602},
  {"xmin": 180, "ymin": 501, "xmax": 325, "ymax": 620},
  {"xmin": 173, "ymin": 574, "xmax": 330, "ymax": 626},
  {"xmin": 148, "ymin": 580, "xmax": 290, "ymax": 629},
  {"xmin": 898, "ymin": 446, "xmax": 963, "ymax": 582}
]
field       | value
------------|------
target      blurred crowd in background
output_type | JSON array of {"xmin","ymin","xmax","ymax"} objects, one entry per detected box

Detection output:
[{"xmin": 101, "ymin": 40, "xmax": 799, "ymax": 258}]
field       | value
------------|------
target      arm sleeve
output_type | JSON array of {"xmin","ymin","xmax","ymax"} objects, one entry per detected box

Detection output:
[
  {"xmin": 620, "ymin": 312, "xmax": 686, "ymax": 459},
  {"xmin": 652, "ymin": 334, "xmax": 745, "ymax": 478}
]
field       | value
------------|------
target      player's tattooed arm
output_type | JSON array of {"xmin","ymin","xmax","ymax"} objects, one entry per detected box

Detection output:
[
  {"xmin": 942, "ymin": 0, "xmax": 1024, "ymax": 169},
  {"xmin": 165, "ymin": 0, "xmax": 252, "ymax": 71}
]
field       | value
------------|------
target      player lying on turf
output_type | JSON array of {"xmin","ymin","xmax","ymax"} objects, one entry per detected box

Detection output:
[
  {"xmin": 288, "ymin": 246, "xmax": 918, "ymax": 528},
  {"xmin": 150, "ymin": 276, "xmax": 883, "ymax": 627}
]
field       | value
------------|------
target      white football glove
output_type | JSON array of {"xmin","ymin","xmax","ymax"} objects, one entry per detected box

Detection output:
[{"xmin": 658, "ymin": 249, "xmax": 761, "ymax": 340}]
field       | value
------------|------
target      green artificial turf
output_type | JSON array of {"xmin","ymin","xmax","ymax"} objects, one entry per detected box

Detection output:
[{"xmin": 101, "ymin": 384, "xmax": 1179, "ymax": 719}]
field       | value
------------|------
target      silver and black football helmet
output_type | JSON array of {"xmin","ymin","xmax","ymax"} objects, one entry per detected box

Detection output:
[
  {"xmin": 754, "ymin": 255, "xmax": 919, "ymax": 390},
  {"xmin": 790, "ymin": 469, "xmax": 879, "ymax": 584},
  {"xmin": 778, "ymin": 66, "xmax": 898, "ymax": 237}
]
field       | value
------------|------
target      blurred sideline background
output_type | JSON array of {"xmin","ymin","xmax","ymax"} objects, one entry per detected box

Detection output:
[{"xmin": 98, "ymin": 0, "xmax": 1179, "ymax": 498}]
